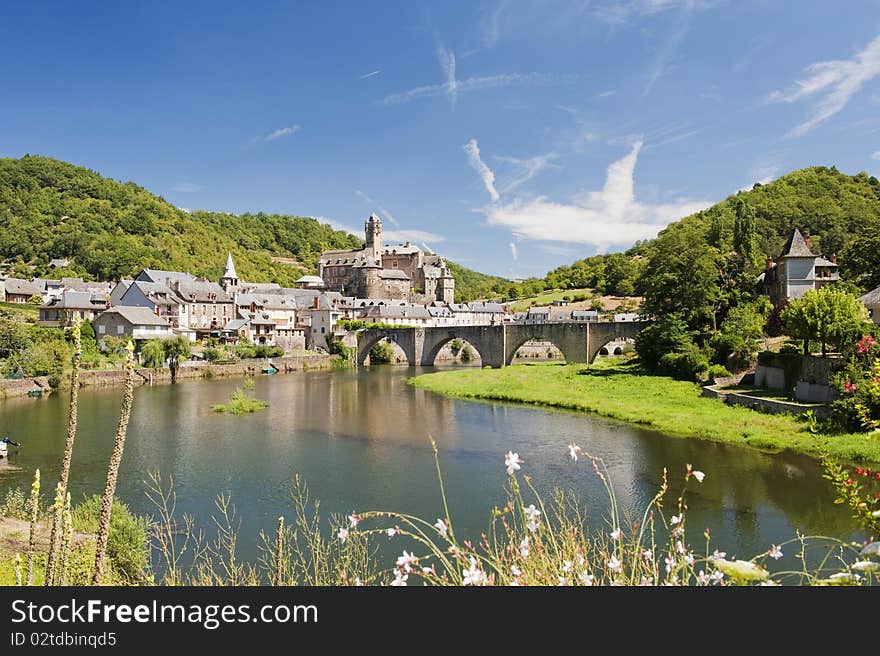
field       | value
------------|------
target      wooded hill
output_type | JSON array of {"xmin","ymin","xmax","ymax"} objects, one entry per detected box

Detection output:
[{"xmin": 0, "ymin": 155, "xmax": 505, "ymax": 299}]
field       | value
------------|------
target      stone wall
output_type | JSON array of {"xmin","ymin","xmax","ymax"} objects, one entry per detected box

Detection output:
[
  {"xmin": 702, "ymin": 384, "xmax": 830, "ymax": 418},
  {"xmin": 0, "ymin": 354, "xmax": 337, "ymax": 399},
  {"xmin": 754, "ymin": 365, "xmax": 787, "ymax": 390}
]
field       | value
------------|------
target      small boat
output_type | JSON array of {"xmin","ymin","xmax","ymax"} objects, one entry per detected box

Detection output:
[
  {"xmin": 27, "ymin": 388, "xmax": 43, "ymax": 398},
  {"xmin": 0, "ymin": 437, "xmax": 21, "ymax": 459}
]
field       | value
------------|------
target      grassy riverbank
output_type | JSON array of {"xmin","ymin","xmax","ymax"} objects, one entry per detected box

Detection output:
[{"xmin": 410, "ymin": 360, "xmax": 880, "ymax": 464}]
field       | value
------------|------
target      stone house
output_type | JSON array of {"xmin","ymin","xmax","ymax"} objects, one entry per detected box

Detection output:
[
  {"xmin": 38, "ymin": 291, "xmax": 108, "ymax": 327},
  {"xmin": 92, "ymin": 306, "xmax": 173, "ymax": 342},
  {"xmin": 110, "ymin": 280, "xmax": 187, "ymax": 334},
  {"xmin": 763, "ymin": 227, "xmax": 840, "ymax": 304}
]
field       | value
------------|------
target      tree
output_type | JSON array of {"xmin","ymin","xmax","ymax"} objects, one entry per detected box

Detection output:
[
  {"xmin": 634, "ymin": 315, "xmax": 693, "ymax": 372},
  {"xmin": 28, "ymin": 294, "xmax": 44, "ymax": 306},
  {"xmin": 840, "ymin": 234, "xmax": 880, "ymax": 291},
  {"xmin": 0, "ymin": 316, "xmax": 29, "ymax": 359},
  {"xmin": 780, "ymin": 287, "xmax": 870, "ymax": 356},
  {"xmin": 714, "ymin": 299, "xmax": 770, "ymax": 362},
  {"xmin": 732, "ymin": 198, "xmax": 760, "ymax": 273},
  {"xmin": 140, "ymin": 340, "xmax": 166, "ymax": 369},
  {"xmin": 163, "ymin": 335, "xmax": 192, "ymax": 383}
]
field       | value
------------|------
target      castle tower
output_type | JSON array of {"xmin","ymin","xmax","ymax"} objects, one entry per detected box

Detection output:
[
  {"xmin": 220, "ymin": 252, "xmax": 239, "ymax": 292},
  {"xmin": 365, "ymin": 213, "xmax": 382, "ymax": 260},
  {"xmin": 439, "ymin": 263, "xmax": 455, "ymax": 304}
]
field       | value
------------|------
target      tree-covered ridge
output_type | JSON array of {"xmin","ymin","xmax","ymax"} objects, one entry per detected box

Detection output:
[
  {"xmin": 0, "ymin": 155, "xmax": 505, "ymax": 298},
  {"xmin": 517, "ymin": 166, "xmax": 880, "ymax": 300}
]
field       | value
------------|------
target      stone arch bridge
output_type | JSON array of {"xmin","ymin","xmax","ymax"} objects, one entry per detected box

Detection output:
[{"xmin": 356, "ymin": 321, "xmax": 648, "ymax": 367}]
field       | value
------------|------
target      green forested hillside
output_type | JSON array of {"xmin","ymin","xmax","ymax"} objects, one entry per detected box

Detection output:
[
  {"xmin": 0, "ymin": 155, "xmax": 504, "ymax": 297},
  {"xmin": 504, "ymin": 166, "xmax": 880, "ymax": 302}
]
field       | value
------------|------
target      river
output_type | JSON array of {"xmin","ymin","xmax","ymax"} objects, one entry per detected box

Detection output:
[{"xmin": 0, "ymin": 366, "xmax": 858, "ymax": 570}]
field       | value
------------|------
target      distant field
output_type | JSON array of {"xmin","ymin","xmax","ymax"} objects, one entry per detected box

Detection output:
[
  {"xmin": 509, "ymin": 288, "xmax": 593, "ymax": 312},
  {"xmin": 0, "ymin": 301, "xmax": 38, "ymax": 320}
]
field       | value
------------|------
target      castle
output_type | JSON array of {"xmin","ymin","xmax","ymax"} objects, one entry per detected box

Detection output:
[{"xmin": 318, "ymin": 214, "xmax": 455, "ymax": 302}]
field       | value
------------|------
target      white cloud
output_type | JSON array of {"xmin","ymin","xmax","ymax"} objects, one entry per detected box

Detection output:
[
  {"xmin": 593, "ymin": 0, "xmax": 721, "ymax": 25},
  {"xmin": 699, "ymin": 89, "xmax": 721, "ymax": 102},
  {"xmin": 495, "ymin": 152, "xmax": 560, "ymax": 193},
  {"xmin": 170, "ymin": 182, "xmax": 204, "ymax": 193},
  {"xmin": 251, "ymin": 125, "xmax": 301, "ymax": 144},
  {"xmin": 483, "ymin": 141, "xmax": 711, "ymax": 249},
  {"xmin": 767, "ymin": 33, "xmax": 880, "ymax": 138},
  {"xmin": 509, "ymin": 242, "xmax": 518, "ymax": 260},
  {"xmin": 360, "ymin": 70, "xmax": 382, "ymax": 79},
  {"xmin": 378, "ymin": 72, "xmax": 576, "ymax": 105},
  {"xmin": 436, "ymin": 42, "xmax": 457, "ymax": 106},
  {"xmin": 354, "ymin": 190, "xmax": 400, "ymax": 226},
  {"xmin": 265, "ymin": 126, "xmax": 300, "ymax": 141},
  {"xmin": 872, "ymin": 151, "xmax": 880, "ymax": 160},
  {"xmin": 317, "ymin": 216, "xmax": 360, "ymax": 237},
  {"xmin": 464, "ymin": 139, "xmax": 500, "ymax": 202},
  {"xmin": 593, "ymin": 90, "xmax": 617, "ymax": 99},
  {"xmin": 642, "ymin": 6, "xmax": 693, "ymax": 96},
  {"xmin": 740, "ymin": 156, "xmax": 782, "ymax": 191},
  {"xmin": 482, "ymin": 2, "xmax": 506, "ymax": 48},
  {"xmin": 385, "ymin": 229, "xmax": 447, "ymax": 244}
]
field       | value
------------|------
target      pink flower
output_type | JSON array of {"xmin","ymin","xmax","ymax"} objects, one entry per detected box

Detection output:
[
  {"xmin": 504, "ymin": 451, "xmax": 523, "ymax": 475},
  {"xmin": 844, "ymin": 379, "xmax": 857, "ymax": 393}
]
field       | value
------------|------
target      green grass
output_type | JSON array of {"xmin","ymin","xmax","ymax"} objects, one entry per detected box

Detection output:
[
  {"xmin": 509, "ymin": 288, "xmax": 593, "ymax": 312},
  {"xmin": 212, "ymin": 387, "xmax": 269, "ymax": 414},
  {"xmin": 409, "ymin": 360, "xmax": 880, "ymax": 464},
  {"xmin": 0, "ymin": 301, "xmax": 38, "ymax": 320}
]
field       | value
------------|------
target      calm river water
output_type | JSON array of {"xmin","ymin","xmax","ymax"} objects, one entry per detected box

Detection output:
[{"xmin": 0, "ymin": 366, "xmax": 858, "ymax": 567}]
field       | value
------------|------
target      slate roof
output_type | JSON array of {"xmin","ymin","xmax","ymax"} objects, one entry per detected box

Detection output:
[
  {"xmin": 3, "ymin": 278, "xmax": 41, "ymax": 296},
  {"xmin": 779, "ymin": 228, "xmax": 815, "ymax": 258},
  {"xmin": 378, "ymin": 269, "xmax": 410, "ymax": 280},
  {"xmin": 98, "ymin": 306, "xmax": 170, "ymax": 326},
  {"xmin": 42, "ymin": 290, "xmax": 107, "ymax": 310},
  {"xmin": 138, "ymin": 268, "xmax": 197, "ymax": 284},
  {"xmin": 859, "ymin": 285, "xmax": 880, "ymax": 306}
]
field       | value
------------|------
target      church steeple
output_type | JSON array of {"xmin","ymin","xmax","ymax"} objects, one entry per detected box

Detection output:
[{"xmin": 220, "ymin": 252, "xmax": 239, "ymax": 292}]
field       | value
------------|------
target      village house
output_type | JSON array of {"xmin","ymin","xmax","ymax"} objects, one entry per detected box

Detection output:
[
  {"xmin": 2, "ymin": 278, "xmax": 42, "ymax": 303},
  {"xmin": 38, "ymin": 290, "xmax": 108, "ymax": 327},
  {"xmin": 92, "ymin": 306, "xmax": 173, "ymax": 342},
  {"xmin": 297, "ymin": 292, "xmax": 344, "ymax": 350},
  {"xmin": 860, "ymin": 285, "xmax": 880, "ymax": 326},
  {"xmin": 762, "ymin": 227, "xmax": 840, "ymax": 304}
]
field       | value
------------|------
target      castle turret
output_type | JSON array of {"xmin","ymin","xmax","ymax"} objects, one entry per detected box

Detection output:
[
  {"xmin": 220, "ymin": 252, "xmax": 239, "ymax": 292},
  {"xmin": 439, "ymin": 262, "xmax": 455, "ymax": 304},
  {"xmin": 365, "ymin": 213, "xmax": 382, "ymax": 260}
]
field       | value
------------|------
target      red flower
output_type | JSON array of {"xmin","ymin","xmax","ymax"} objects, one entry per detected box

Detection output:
[
  {"xmin": 856, "ymin": 468, "xmax": 863, "ymax": 475},
  {"xmin": 876, "ymin": 492, "xmax": 880, "ymax": 499},
  {"xmin": 844, "ymin": 379, "xmax": 857, "ymax": 393},
  {"xmin": 845, "ymin": 478, "xmax": 855, "ymax": 486}
]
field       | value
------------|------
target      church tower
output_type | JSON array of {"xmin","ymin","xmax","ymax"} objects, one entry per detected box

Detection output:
[
  {"xmin": 365, "ymin": 213, "xmax": 382, "ymax": 260},
  {"xmin": 220, "ymin": 252, "xmax": 239, "ymax": 293}
]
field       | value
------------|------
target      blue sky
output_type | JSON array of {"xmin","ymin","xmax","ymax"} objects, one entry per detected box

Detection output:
[{"xmin": 3, "ymin": 1, "xmax": 880, "ymax": 279}]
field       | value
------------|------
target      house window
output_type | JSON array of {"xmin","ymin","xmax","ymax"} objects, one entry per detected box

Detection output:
[
  {"xmin": 117, "ymin": 325, "xmax": 125, "ymax": 335},
  {"xmin": 321, "ymin": 327, "xmax": 325, "ymax": 334},
  {"xmin": 98, "ymin": 325, "xmax": 106, "ymax": 335}
]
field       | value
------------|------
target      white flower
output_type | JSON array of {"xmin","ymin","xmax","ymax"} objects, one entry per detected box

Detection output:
[
  {"xmin": 434, "ymin": 518, "xmax": 448, "ymax": 538},
  {"xmin": 354, "ymin": 577, "xmax": 363, "ymax": 586},
  {"xmin": 578, "ymin": 571, "xmax": 594, "ymax": 585},
  {"xmin": 759, "ymin": 580, "xmax": 780, "ymax": 586},
  {"xmin": 711, "ymin": 570, "xmax": 724, "ymax": 584},
  {"xmin": 642, "ymin": 549, "xmax": 653, "ymax": 560},
  {"xmin": 524, "ymin": 504, "xmax": 541, "ymax": 533},
  {"xmin": 396, "ymin": 550, "xmax": 418, "ymax": 573},
  {"xmin": 696, "ymin": 570, "xmax": 710, "ymax": 585},
  {"xmin": 691, "ymin": 470, "xmax": 705, "ymax": 483},
  {"xmin": 685, "ymin": 554, "xmax": 695, "ymax": 567},
  {"xmin": 509, "ymin": 579, "xmax": 520, "ymax": 586},
  {"xmin": 675, "ymin": 540, "xmax": 685, "ymax": 555},
  {"xmin": 504, "ymin": 451, "xmax": 522, "ymax": 475},
  {"xmin": 568, "ymin": 443, "xmax": 582, "ymax": 461},
  {"xmin": 422, "ymin": 566, "xmax": 434, "ymax": 575},
  {"xmin": 640, "ymin": 576, "xmax": 654, "ymax": 586},
  {"xmin": 713, "ymin": 549, "xmax": 726, "ymax": 560},
  {"xmin": 671, "ymin": 526, "xmax": 684, "ymax": 538},
  {"xmin": 348, "ymin": 512, "xmax": 359, "ymax": 529},
  {"xmin": 386, "ymin": 527, "xmax": 397, "ymax": 538},
  {"xmin": 390, "ymin": 571, "xmax": 408, "ymax": 586},
  {"xmin": 670, "ymin": 514, "xmax": 682, "ymax": 525},
  {"xmin": 449, "ymin": 545, "xmax": 462, "ymax": 558},
  {"xmin": 768, "ymin": 544, "xmax": 783, "ymax": 560},
  {"xmin": 851, "ymin": 560, "xmax": 879, "ymax": 572},
  {"xmin": 664, "ymin": 556, "xmax": 676, "ymax": 573},
  {"xmin": 511, "ymin": 565, "xmax": 522, "ymax": 577},
  {"xmin": 562, "ymin": 560, "xmax": 573, "ymax": 573},
  {"xmin": 610, "ymin": 528, "xmax": 622, "ymax": 541},
  {"xmin": 462, "ymin": 556, "xmax": 487, "ymax": 586},
  {"xmin": 607, "ymin": 555, "xmax": 622, "ymax": 573},
  {"xmin": 519, "ymin": 537, "xmax": 530, "ymax": 559},
  {"xmin": 557, "ymin": 576, "xmax": 569, "ymax": 586},
  {"xmin": 337, "ymin": 527, "xmax": 349, "ymax": 543}
]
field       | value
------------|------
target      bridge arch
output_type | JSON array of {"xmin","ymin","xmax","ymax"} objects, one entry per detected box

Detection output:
[
  {"xmin": 421, "ymin": 334, "xmax": 486, "ymax": 367},
  {"xmin": 356, "ymin": 329, "xmax": 418, "ymax": 366},
  {"xmin": 504, "ymin": 323, "xmax": 590, "ymax": 366}
]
